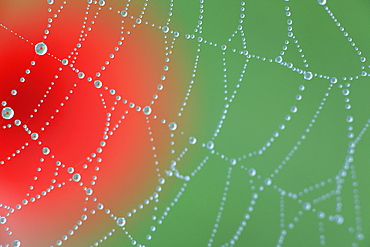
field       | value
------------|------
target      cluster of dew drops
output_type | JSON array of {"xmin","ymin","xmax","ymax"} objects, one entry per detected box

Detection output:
[
  {"xmin": 0, "ymin": 0, "xmax": 201, "ymax": 246},
  {"xmin": 177, "ymin": 0, "xmax": 369, "ymax": 246}
]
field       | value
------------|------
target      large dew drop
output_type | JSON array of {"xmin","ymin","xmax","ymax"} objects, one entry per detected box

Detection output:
[
  {"xmin": 78, "ymin": 72, "xmax": 85, "ymax": 79},
  {"xmin": 248, "ymin": 168, "xmax": 256, "ymax": 177},
  {"xmin": 230, "ymin": 159, "xmax": 237, "ymax": 165},
  {"xmin": 72, "ymin": 173, "xmax": 81, "ymax": 182},
  {"xmin": 317, "ymin": 0, "xmax": 326, "ymax": 5},
  {"xmin": 189, "ymin": 136, "xmax": 197, "ymax": 145},
  {"xmin": 169, "ymin": 122, "xmax": 177, "ymax": 131},
  {"xmin": 31, "ymin": 133, "xmax": 39, "ymax": 140},
  {"xmin": 346, "ymin": 116, "xmax": 354, "ymax": 123},
  {"xmin": 304, "ymin": 71, "xmax": 313, "ymax": 80},
  {"xmin": 162, "ymin": 26, "xmax": 169, "ymax": 33},
  {"xmin": 121, "ymin": 10, "xmax": 128, "ymax": 17},
  {"xmin": 264, "ymin": 178, "xmax": 272, "ymax": 186},
  {"xmin": 334, "ymin": 214, "xmax": 344, "ymax": 225},
  {"xmin": 35, "ymin": 42, "xmax": 48, "ymax": 55},
  {"xmin": 86, "ymin": 188, "xmax": 93, "ymax": 195},
  {"xmin": 2, "ymin": 107, "xmax": 14, "ymax": 119},
  {"xmin": 143, "ymin": 106, "xmax": 152, "ymax": 115},
  {"xmin": 0, "ymin": 216, "xmax": 6, "ymax": 224},
  {"xmin": 117, "ymin": 217, "xmax": 126, "ymax": 227},
  {"xmin": 12, "ymin": 240, "xmax": 21, "ymax": 247},
  {"xmin": 206, "ymin": 141, "xmax": 214, "ymax": 150},
  {"xmin": 275, "ymin": 56, "xmax": 283, "ymax": 64},
  {"xmin": 302, "ymin": 202, "xmax": 311, "ymax": 211},
  {"xmin": 42, "ymin": 147, "xmax": 50, "ymax": 155},
  {"xmin": 61, "ymin": 59, "xmax": 68, "ymax": 65},
  {"xmin": 94, "ymin": 80, "xmax": 103, "ymax": 89}
]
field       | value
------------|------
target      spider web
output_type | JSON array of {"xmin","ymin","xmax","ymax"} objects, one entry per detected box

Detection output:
[{"xmin": 0, "ymin": 0, "xmax": 370, "ymax": 246}]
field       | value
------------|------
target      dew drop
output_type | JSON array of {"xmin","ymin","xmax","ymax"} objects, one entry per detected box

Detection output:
[
  {"xmin": 62, "ymin": 59, "xmax": 69, "ymax": 65},
  {"xmin": 42, "ymin": 147, "xmax": 50, "ymax": 155},
  {"xmin": 14, "ymin": 119, "xmax": 21, "ymax": 126},
  {"xmin": 356, "ymin": 233, "xmax": 364, "ymax": 240},
  {"xmin": 206, "ymin": 141, "xmax": 214, "ymax": 150},
  {"xmin": 290, "ymin": 106, "xmax": 298, "ymax": 113},
  {"xmin": 346, "ymin": 116, "xmax": 354, "ymax": 123},
  {"xmin": 35, "ymin": 42, "xmax": 48, "ymax": 55},
  {"xmin": 121, "ymin": 10, "xmax": 128, "ymax": 17},
  {"xmin": 94, "ymin": 80, "xmax": 103, "ymax": 88},
  {"xmin": 264, "ymin": 178, "xmax": 272, "ymax": 186},
  {"xmin": 275, "ymin": 56, "xmax": 283, "ymax": 63},
  {"xmin": 230, "ymin": 158, "xmax": 237, "ymax": 165},
  {"xmin": 330, "ymin": 77, "xmax": 337, "ymax": 84},
  {"xmin": 86, "ymin": 188, "xmax": 93, "ymax": 195},
  {"xmin": 317, "ymin": 211, "xmax": 325, "ymax": 219},
  {"xmin": 12, "ymin": 240, "xmax": 21, "ymax": 247},
  {"xmin": 0, "ymin": 217, "xmax": 6, "ymax": 224},
  {"xmin": 189, "ymin": 136, "xmax": 197, "ymax": 145},
  {"xmin": 334, "ymin": 214, "xmax": 344, "ymax": 225},
  {"xmin": 11, "ymin": 90, "xmax": 17, "ymax": 95},
  {"xmin": 342, "ymin": 89, "xmax": 350, "ymax": 96},
  {"xmin": 143, "ymin": 106, "xmax": 152, "ymax": 115},
  {"xmin": 304, "ymin": 71, "xmax": 313, "ymax": 80},
  {"xmin": 78, "ymin": 72, "xmax": 85, "ymax": 79},
  {"xmin": 72, "ymin": 173, "xmax": 81, "ymax": 182},
  {"xmin": 317, "ymin": 0, "xmax": 326, "ymax": 5},
  {"xmin": 117, "ymin": 217, "xmax": 126, "ymax": 227},
  {"xmin": 2, "ymin": 107, "xmax": 14, "ymax": 119},
  {"xmin": 248, "ymin": 168, "xmax": 256, "ymax": 177},
  {"xmin": 302, "ymin": 202, "xmax": 311, "ymax": 211},
  {"xmin": 31, "ymin": 133, "xmax": 39, "ymax": 140},
  {"xmin": 169, "ymin": 122, "xmax": 177, "ymax": 131},
  {"xmin": 162, "ymin": 26, "xmax": 169, "ymax": 33}
]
